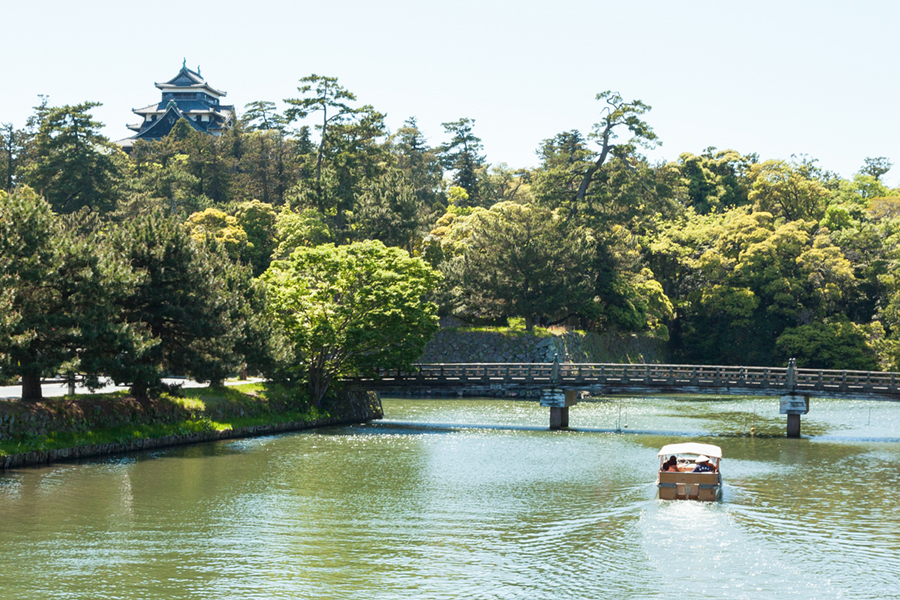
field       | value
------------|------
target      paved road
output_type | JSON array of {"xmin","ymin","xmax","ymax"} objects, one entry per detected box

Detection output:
[{"xmin": 0, "ymin": 378, "xmax": 260, "ymax": 400}]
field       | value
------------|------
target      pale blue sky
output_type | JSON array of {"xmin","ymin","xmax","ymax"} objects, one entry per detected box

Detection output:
[{"xmin": 4, "ymin": 0, "xmax": 898, "ymax": 184}]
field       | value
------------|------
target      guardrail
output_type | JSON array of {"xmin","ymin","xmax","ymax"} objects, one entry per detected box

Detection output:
[{"xmin": 343, "ymin": 362, "xmax": 900, "ymax": 400}]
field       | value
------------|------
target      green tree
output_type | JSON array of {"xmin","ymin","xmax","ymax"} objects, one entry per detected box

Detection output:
[
  {"xmin": 1, "ymin": 122, "xmax": 21, "ymax": 192},
  {"xmin": 775, "ymin": 321, "xmax": 878, "ymax": 370},
  {"xmin": 107, "ymin": 213, "xmax": 253, "ymax": 395},
  {"xmin": 234, "ymin": 199, "xmax": 278, "ymax": 276},
  {"xmin": 350, "ymin": 168, "xmax": 432, "ymax": 253},
  {"xmin": 438, "ymin": 118, "xmax": 486, "ymax": 206},
  {"xmin": 748, "ymin": 159, "xmax": 831, "ymax": 221},
  {"xmin": 0, "ymin": 188, "xmax": 137, "ymax": 399},
  {"xmin": 262, "ymin": 240, "xmax": 441, "ymax": 405},
  {"xmin": 284, "ymin": 75, "xmax": 358, "ymax": 181},
  {"xmin": 440, "ymin": 202, "xmax": 595, "ymax": 330},
  {"xmin": 22, "ymin": 102, "xmax": 123, "ymax": 214},
  {"xmin": 567, "ymin": 91, "xmax": 658, "ymax": 220},
  {"xmin": 391, "ymin": 117, "xmax": 444, "ymax": 209},
  {"xmin": 186, "ymin": 207, "xmax": 249, "ymax": 261}
]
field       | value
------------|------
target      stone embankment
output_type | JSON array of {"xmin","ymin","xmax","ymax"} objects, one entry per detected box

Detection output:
[
  {"xmin": 393, "ymin": 329, "xmax": 667, "ymax": 398},
  {"xmin": 419, "ymin": 329, "xmax": 666, "ymax": 364},
  {"xmin": 0, "ymin": 390, "xmax": 382, "ymax": 469}
]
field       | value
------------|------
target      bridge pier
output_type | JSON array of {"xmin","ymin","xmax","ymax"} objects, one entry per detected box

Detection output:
[
  {"xmin": 541, "ymin": 389, "xmax": 579, "ymax": 430},
  {"xmin": 780, "ymin": 393, "xmax": 809, "ymax": 438}
]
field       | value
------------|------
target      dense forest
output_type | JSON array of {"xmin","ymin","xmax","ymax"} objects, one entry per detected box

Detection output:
[{"xmin": 2, "ymin": 76, "xmax": 899, "ymax": 402}]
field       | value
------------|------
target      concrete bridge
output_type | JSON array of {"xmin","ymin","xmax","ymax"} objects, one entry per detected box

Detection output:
[{"xmin": 343, "ymin": 359, "xmax": 900, "ymax": 437}]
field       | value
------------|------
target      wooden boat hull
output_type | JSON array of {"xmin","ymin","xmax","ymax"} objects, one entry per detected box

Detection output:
[{"xmin": 657, "ymin": 471, "xmax": 722, "ymax": 501}]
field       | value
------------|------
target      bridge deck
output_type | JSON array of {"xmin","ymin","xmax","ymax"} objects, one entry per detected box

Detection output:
[{"xmin": 344, "ymin": 363, "xmax": 900, "ymax": 401}]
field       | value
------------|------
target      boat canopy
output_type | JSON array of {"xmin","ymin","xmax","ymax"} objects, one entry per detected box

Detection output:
[{"xmin": 657, "ymin": 443, "xmax": 722, "ymax": 459}]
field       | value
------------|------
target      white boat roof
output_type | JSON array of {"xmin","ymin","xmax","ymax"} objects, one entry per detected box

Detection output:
[{"xmin": 658, "ymin": 443, "xmax": 722, "ymax": 458}]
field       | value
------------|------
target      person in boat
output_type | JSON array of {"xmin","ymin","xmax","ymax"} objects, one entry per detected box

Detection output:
[
  {"xmin": 662, "ymin": 456, "xmax": 678, "ymax": 471},
  {"xmin": 692, "ymin": 456, "xmax": 714, "ymax": 473}
]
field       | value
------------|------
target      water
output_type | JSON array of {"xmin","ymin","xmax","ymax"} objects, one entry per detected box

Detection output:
[{"xmin": 1, "ymin": 395, "xmax": 899, "ymax": 599}]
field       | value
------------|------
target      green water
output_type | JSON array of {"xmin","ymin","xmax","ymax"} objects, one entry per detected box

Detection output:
[{"xmin": 1, "ymin": 395, "xmax": 899, "ymax": 599}]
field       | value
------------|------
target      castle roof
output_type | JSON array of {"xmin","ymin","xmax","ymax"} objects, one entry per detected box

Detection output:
[{"xmin": 155, "ymin": 62, "xmax": 226, "ymax": 97}]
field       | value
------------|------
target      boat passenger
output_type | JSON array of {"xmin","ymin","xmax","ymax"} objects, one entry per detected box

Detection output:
[
  {"xmin": 692, "ymin": 456, "xmax": 714, "ymax": 473},
  {"xmin": 661, "ymin": 456, "xmax": 678, "ymax": 471}
]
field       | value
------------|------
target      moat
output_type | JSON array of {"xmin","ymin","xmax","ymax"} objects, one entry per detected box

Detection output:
[{"xmin": 1, "ymin": 395, "xmax": 898, "ymax": 599}]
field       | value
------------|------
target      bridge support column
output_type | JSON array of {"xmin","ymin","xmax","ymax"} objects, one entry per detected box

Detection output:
[
  {"xmin": 541, "ymin": 389, "xmax": 579, "ymax": 430},
  {"xmin": 786, "ymin": 414, "xmax": 801, "ymax": 438},
  {"xmin": 550, "ymin": 407, "xmax": 569, "ymax": 430},
  {"xmin": 780, "ymin": 393, "xmax": 809, "ymax": 439}
]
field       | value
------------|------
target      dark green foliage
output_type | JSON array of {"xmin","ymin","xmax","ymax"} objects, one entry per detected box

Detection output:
[
  {"xmin": 22, "ymin": 102, "xmax": 122, "ymax": 214},
  {"xmin": 350, "ymin": 168, "xmax": 432, "ymax": 253},
  {"xmin": 438, "ymin": 118, "xmax": 486, "ymax": 207},
  {"xmin": 106, "ymin": 212, "xmax": 255, "ymax": 395},
  {"xmin": 442, "ymin": 202, "xmax": 595, "ymax": 331}
]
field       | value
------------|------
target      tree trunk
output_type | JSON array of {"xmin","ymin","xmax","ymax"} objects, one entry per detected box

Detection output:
[
  {"xmin": 21, "ymin": 373, "xmax": 43, "ymax": 401},
  {"xmin": 525, "ymin": 315, "xmax": 535, "ymax": 332}
]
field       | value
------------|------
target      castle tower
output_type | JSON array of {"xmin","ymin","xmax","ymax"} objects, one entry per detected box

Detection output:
[{"xmin": 117, "ymin": 60, "xmax": 234, "ymax": 151}]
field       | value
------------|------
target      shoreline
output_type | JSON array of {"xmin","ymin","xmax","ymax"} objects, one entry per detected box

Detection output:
[{"xmin": 1, "ymin": 413, "xmax": 376, "ymax": 470}]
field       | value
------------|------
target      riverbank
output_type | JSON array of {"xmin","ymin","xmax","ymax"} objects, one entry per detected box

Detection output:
[{"xmin": 0, "ymin": 383, "xmax": 382, "ymax": 469}]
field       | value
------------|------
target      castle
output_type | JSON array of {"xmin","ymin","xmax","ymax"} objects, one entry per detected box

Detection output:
[{"xmin": 117, "ymin": 60, "xmax": 234, "ymax": 150}]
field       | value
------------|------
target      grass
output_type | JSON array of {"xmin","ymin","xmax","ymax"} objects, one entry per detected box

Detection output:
[
  {"xmin": 450, "ymin": 317, "xmax": 572, "ymax": 338},
  {"xmin": 0, "ymin": 382, "xmax": 327, "ymax": 457}
]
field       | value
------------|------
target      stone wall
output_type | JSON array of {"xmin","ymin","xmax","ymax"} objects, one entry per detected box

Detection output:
[{"xmin": 419, "ymin": 329, "xmax": 667, "ymax": 364}]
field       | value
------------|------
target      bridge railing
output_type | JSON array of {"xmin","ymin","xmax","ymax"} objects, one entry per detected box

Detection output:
[{"xmin": 353, "ymin": 363, "xmax": 900, "ymax": 397}]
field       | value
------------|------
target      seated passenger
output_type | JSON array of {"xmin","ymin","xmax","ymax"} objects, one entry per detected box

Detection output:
[
  {"xmin": 692, "ymin": 455, "xmax": 714, "ymax": 473},
  {"xmin": 661, "ymin": 455, "xmax": 678, "ymax": 471}
]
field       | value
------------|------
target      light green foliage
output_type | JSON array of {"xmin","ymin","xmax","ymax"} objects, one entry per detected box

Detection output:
[
  {"xmin": 261, "ymin": 240, "xmax": 441, "ymax": 404},
  {"xmin": 186, "ymin": 207, "xmax": 249, "ymax": 261},
  {"xmin": 273, "ymin": 205, "xmax": 334, "ymax": 259},
  {"xmin": 648, "ymin": 206, "xmax": 858, "ymax": 365},
  {"xmin": 748, "ymin": 159, "xmax": 832, "ymax": 221},
  {"xmin": 775, "ymin": 321, "xmax": 878, "ymax": 370},
  {"xmin": 234, "ymin": 200, "xmax": 278, "ymax": 276}
]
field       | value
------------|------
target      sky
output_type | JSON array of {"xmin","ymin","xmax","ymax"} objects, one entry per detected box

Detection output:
[{"xmin": 3, "ymin": 0, "xmax": 899, "ymax": 185}]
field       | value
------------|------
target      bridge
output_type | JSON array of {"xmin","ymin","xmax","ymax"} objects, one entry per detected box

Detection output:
[{"xmin": 343, "ymin": 359, "xmax": 900, "ymax": 437}]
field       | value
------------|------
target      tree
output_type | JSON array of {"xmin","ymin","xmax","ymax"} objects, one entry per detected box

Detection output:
[
  {"xmin": 234, "ymin": 199, "xmax": 278, "ymax": 276},
  {"xmin": 441, "ymin": 202, "xmax": 595, "ymax": 330},
  {"xmin": 0, "ymin": 188, "xmax": 136, "ymax": 399},
  {"xmin": 438, "ymin": 118, "xmax": 486, "ymax": 206},
  {"xmin": 261, "ymin": 240, "xmax": 441, "ymax": 405},
  {"xmin": 350, "ymin": 168, "xmax": 431, "ymax": 253},
  {"xmin": 860, "ymin": 156, "xmax": 893, "ymax": 181},
  {"xmin": 107, "ymin": 213, "xmax": 252, "ymax": 395},
  {"xmin": 391, "ymin": 117, "xmax": 444, "ymax": 209},
  {"xmin": 775, "ymin": 321, "xmax": 878, "ymax": 370},
  {"xmin": 284, "ymin": 75, "xmax": 358, "ymax": 181},
  {"xmin": 22, "ymin": 102, "xmax": 123, "ymax": 214},
  {"xmin": 748, "ymin": 159, "xmax": 831, "ymax": 222},
  {"xmin": 568, "ymin": 91, "xmax": 658, "ymax": 218},
  {"xmin": 186, "ymin": 207, "xmax": 249, "ymax": 261},
  {"xmin": 0, "ymin": 122, "xmax": 21, "ymax": 192}
]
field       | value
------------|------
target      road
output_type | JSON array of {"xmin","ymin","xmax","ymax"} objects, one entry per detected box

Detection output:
[{"xmin": 0, "ymin": 378, "xmax": 259, "ymax": 400}]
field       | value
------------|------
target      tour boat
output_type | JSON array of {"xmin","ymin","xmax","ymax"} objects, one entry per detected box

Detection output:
[{"xmin": 656, "ymin": 442, "xmax": 722, "ymax": 501}]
